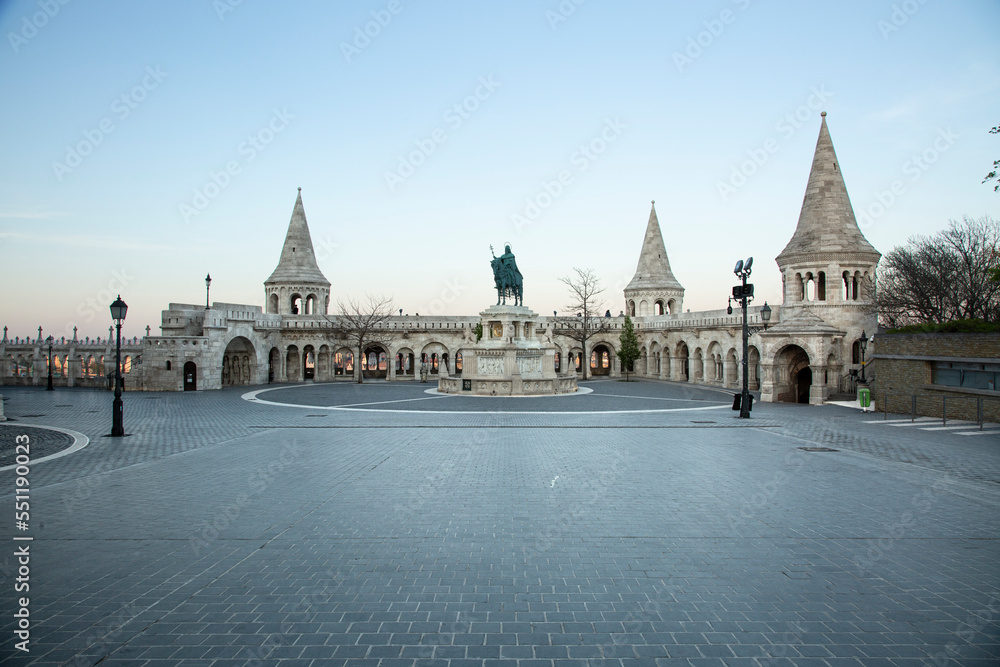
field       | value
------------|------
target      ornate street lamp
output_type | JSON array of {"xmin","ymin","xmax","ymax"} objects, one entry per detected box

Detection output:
[
  {"xmin": 46, "ymin": 335, "xmax": 54, "ymax": 391},
  {"xmin": 110, "ymin": 295, "xmax": 128, "ymax": 437},
  {"xmin": 728, "ymin": 257, "xmax": 771, "ymax": 418},
  {"xmin": 859, "ymin": 330, "xmax": 869, "ymax": 383},
  {"xmin": 205, "ymin": 273, "xmax": 212, "ymax": 310}
]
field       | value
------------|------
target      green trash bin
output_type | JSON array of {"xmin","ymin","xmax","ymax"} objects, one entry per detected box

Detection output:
[{"xmin": 858, "ymin": 387, "xmax": 871, "ymax": 412}]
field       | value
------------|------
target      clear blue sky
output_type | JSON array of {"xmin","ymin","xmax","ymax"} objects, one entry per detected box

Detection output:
[{"xmin": 1, "ymin": 0, "xmax": 998, "ymax": 341}]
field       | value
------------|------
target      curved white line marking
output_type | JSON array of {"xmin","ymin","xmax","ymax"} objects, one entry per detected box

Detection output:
[
  {"xmin": 241, "ymin": 384, "xmax": 729, "ymax": 415},
  {"xmin": 0, "ymin": 424, "xmax": 90, "ymax": 471}
]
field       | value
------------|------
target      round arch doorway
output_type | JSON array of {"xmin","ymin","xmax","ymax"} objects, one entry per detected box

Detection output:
[
  {"xmin": 183, "ymin": 361, "xmax": 197, "ymax": 391},
  {"xmin": 362, "ymin": 346, "xmax": 388, "ymax": 379},
  {"xmin": 591, "ymin": 344, "xmax": 612, "ymax": 376},
  {"xmin": 223, "ymin": 337, "xmax": 257, "ymax": 386},
  {"xmin": 774, "ymin": 344, "xmax": 811, "ymax": 404}
]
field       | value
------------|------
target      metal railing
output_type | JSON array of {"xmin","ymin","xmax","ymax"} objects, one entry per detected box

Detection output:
[{"xmin": 879, "ymin": 392, "xmax": 998, "ymax": 430}]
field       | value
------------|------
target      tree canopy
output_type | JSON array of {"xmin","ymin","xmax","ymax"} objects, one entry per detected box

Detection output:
[
  {"xmin": 617, "ymin": 315, "xmax": 641, "ymax": 381},
  {"xmin": 876, "ymin": 215, "xmax": 1000, "ymax": 328}
]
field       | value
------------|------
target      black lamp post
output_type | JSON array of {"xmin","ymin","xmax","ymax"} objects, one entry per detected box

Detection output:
[
  {"xmin": 859, "ymin": 330, "xmax": 869, "ymax": 383},
  {"xmin": 729, "ymin": 257, "xmax": 771, "ymax": 418},
  {"xmin": 46, "ymin": 335, "xmax": 54, "ymax": 391},
  {"xmin": 110, "ymin": 295, "xmax": 127, "ymax": 437},
  {"xmin": 205, "ymin": 274, "xmax": 212, "ymax": 310}
]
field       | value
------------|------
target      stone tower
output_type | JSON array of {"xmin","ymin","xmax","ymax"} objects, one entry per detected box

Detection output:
[
  {"xmin": 776, "ymin": 113, "xmax": 880, "ymax": 321},
  {"xmin": 264, "ymin": 188, "xmax": 331, "ymax": 315},
  {"xmin": 624, "ymin": 201, "xmax": 684, "ymax": 317}
]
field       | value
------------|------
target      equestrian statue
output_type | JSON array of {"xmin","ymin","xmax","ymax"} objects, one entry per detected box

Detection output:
[{"xmin": 490, "ymin": 244, "xmax": 523, "ymax": 306}]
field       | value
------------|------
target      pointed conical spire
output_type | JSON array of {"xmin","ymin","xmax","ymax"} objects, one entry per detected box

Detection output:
[
  {"xmin": 625, "ymin": 201, "xmax": 684, "ymax": 293},
  {"xmin": 777, "ymin": 113, "xmax": 880, "ymax": 265},
  {"xmin": 265, "ymin": 188, "xmax": 330, "ymax": 286}
]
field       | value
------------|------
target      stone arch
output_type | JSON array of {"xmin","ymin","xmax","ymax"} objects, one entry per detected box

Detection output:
[
  {"xmin": 362, "ymin": 343, "xmax": 388, "ymax": 379},
  {"xmin": 725, "ymin": 347, "xmax": 739, "ymax": 386},
  {"xmin": 304, "ymin": 294, "xmax": 318, "ymax": 315},
  {"xmin": 639, "ymin": 300, "xmax": 648, "ymax": 317},
  {"xmin": 420, "ymin": 342, "xmax": 449, "ymax": 376},
  {"xmin": 667, "ymin": 298, "xmax": 678, "ymax": 315},
  {"xmin": 648, "ymin": 340, "xmax": 661, "ymax": 377},
  {"xmin": 286, "ymin": 345, "xmax": 301, "ymax": 382},
  {"xmin": 748, "ymin": 345, "xmax": 761, "ymax": 390},
  {"xmin": 692, "ymin": 347, "xmax": 704, "ymax": 382},
  {"xmin": 302, "ymin": 344, "xmax": 316, "ymax": 380},
  {"xmin": 706, "ymin": 341, "xmax": 723, "ymax": 383},
  {"xmin": 223, "ymin": 336, "xmax": 257, "ymax": 386},
  {"xmin": 334, "ymin": 347, "xmax": 354, "ymax": 377},
  {"xmin": 653, "ymin": 300, "xmax": 665, "ymax": 316},
  {"xmin": 183, "ymin": 361, "xmax": 197, "ymax": 391},
  {"xmin": 592, "ymin": 343, "xmax": 613, "ymax": 376},
  {"xmin": 627, "ymin": 300, "xmax": 636, "ymax": 317},
  {"xmin": 395, "ymin": 347, "xmax": 415, "ymax": 376},
  {"xmin": 268, "ymin": 293, "xmax": 279, "ymax": 314},
  {"xmin": 268, "ymin": 346, "xmax": 280, "ymax": 383},
  {"xmin": 317, "ymin": 344, "xmax": 331, "ymax": 381},
  {"xmin": 290, "ymin": 293, "xmax": 303, "ymax": 314},
  {"xmin": 773, "ymin": 344, "xmax": 811, "ymax": 403},
  {"xmin": 825, "ymin": 352, "xmax": 838, "ymax": 389},
  {"xmin": 675, "ymin": 341, "xmax": 689, "ymax": 381}
]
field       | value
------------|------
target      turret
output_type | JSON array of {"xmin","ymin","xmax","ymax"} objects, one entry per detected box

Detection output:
[
  {"xmin": 624, "ymin": 201, "xmax": 684, "ymax": 317},
  {"xmin": 264, "ymin": 188, "xmax": 331, "ymax": 315},
  {"xmin": 776, "ymin": 113, "xmax": 880, "ymax": 312}
]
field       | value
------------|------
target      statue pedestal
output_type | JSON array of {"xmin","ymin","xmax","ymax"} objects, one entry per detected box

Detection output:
[{"xmin": 438, "ymin": 305, "xmax": 578, "ymax": 396}]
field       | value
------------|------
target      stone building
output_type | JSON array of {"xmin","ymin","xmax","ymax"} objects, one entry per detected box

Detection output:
[{"xmin": 2, "ymin": 115, "xmax": 879, "ymax": 403}]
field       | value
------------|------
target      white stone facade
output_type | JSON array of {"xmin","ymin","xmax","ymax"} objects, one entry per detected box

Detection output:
[{"xmin": 2, "ymin": 116, "xmax": 879, "ymax": 404}]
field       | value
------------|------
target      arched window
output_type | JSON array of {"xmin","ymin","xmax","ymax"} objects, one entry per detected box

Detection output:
[
  {"xmin": 555, "ymin": 352, "xmax": 561, "ymax": 372},
  {"xmin": 654, "ymin": 300, "xmax": 664, "ymax": 316},
  {"xmin": 290, "ymin": 294, "xmax": 302, "ymax": 314},
  {"xmin": 817, "ymin": 272, "xmax": 826, "ymax": 301},
  {"xmin": 166, "ymin": 360, "xmax": 172, "ymax": 370},
  {"xmin": 455, "ymin": 352, "xmax": 463, "ymax": 373},
  {"xmin": 123, "ymin": 356, "xmax": 132, "ymax": 374},
  {"xmin": 805, "ymin": 274, "xmax": 816, "ymax": 301},
  {"xmin": 852, "ymin": 340, "xmax": 860, "ymax": 364}
]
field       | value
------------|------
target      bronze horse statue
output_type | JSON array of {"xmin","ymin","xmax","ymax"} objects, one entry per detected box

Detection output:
[{"xmin": 491, "ymin": 244, "xmax": 523, "ymax": 306}]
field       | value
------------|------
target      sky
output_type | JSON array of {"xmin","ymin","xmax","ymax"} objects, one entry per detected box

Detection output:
[{"xmin": 1, "ymin": 0, "xmax": 998, "ymax": 342}]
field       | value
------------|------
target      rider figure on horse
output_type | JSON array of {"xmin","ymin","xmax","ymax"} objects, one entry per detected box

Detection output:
[{"xmin": 491, "ymin": 244, "xmax": 523, "ymax": 306}]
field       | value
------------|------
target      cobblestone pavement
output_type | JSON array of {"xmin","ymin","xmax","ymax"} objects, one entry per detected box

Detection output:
[
  {"xmin": 0, "ymin": 380, "xmax": 997, "ymax": 666},
  {"xmin": 0, "ymin": 427, "xmax": 74, "ymax": 469}
]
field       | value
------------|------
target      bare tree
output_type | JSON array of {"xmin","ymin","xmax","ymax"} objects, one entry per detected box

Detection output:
[
  {"xmin": 983, "ymin": 124, "xmax": 999, "ymax": 192},
  {"xmin": 876, "ymin": 215, "xmax": 1000, "ymax": 328},
  {"xmin": 326, "ymin": 294, "xmax": 395, "ymax": 383},
  {"xmin": 551, "ymin": 268, "xmax": 614, "ymax": 381}
]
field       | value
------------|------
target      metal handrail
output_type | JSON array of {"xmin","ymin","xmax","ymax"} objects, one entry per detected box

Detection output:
[{"xmin": 880, "ymin": 391, "xmax": 997, "ymax": 430}]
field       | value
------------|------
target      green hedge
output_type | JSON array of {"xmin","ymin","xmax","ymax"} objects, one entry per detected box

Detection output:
[{"xmin": 887, "ymin": 320, "xmax": 1000, "ymax": 334}]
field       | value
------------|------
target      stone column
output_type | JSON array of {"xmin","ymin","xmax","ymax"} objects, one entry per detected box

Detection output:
[{"xmin": 810, "ymin": 365, "xmax": 828, "ymax": 405}]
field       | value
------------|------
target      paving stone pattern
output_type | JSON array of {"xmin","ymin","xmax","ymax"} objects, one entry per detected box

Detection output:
[
  {"xmin": 0, "ymin": 380, "xmax": 998, "ymax": 666},
  {"xmin": 0, "ymin": 427, "xmax": 73, "ymax": 468}
]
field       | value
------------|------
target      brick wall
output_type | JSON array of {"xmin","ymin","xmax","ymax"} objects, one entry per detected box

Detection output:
[{"xmin": 871, "ymin": 333, "xmax": 1000, "ymax": 422}]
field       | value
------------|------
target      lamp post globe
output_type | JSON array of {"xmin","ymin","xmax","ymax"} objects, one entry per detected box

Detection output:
[{"xmin": 110, "ymin": 295, "xmax": 128, "ymax": 437}]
